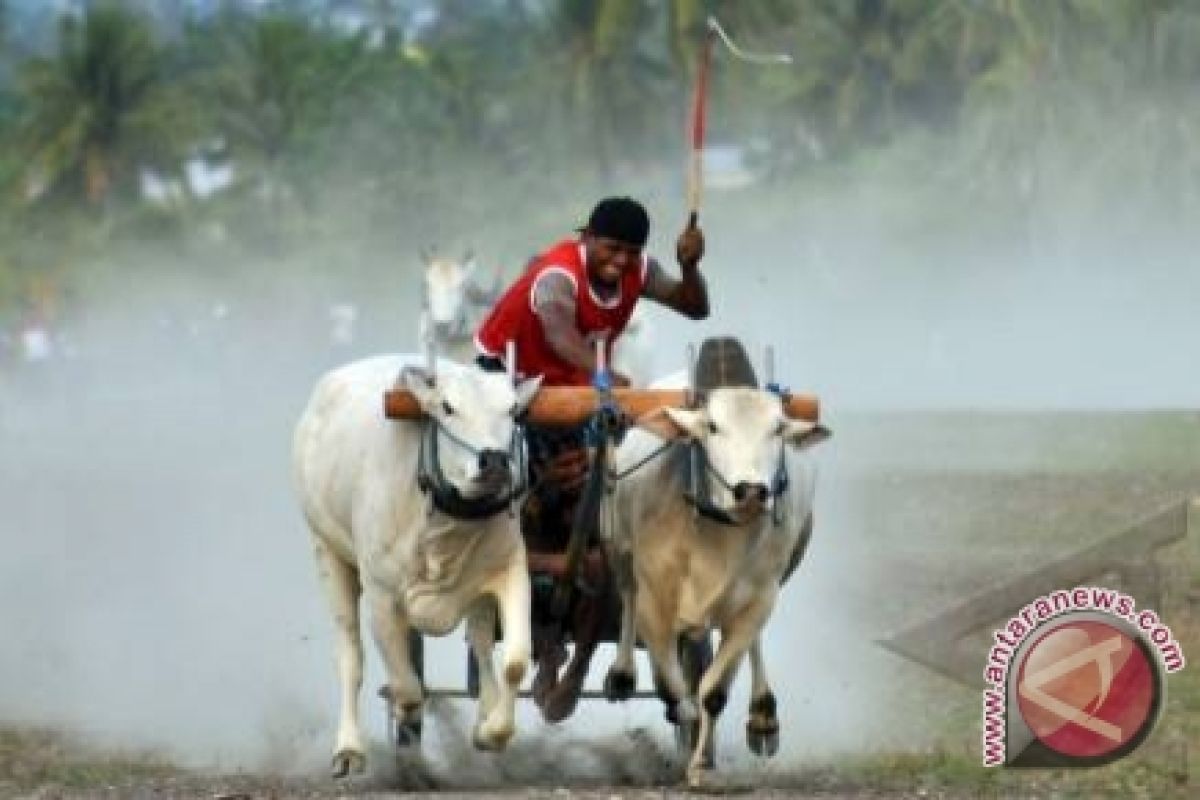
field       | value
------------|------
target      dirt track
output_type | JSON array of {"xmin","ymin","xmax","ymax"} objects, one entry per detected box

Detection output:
[{"xmin": 0, "ymin": 724, "xmax": 1016, "ymax": 799}]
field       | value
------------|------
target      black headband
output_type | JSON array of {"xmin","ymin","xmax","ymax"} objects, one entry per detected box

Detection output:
[{"xmin": 583, "ymin": 197, "xmax": 649, "ymax": 247}]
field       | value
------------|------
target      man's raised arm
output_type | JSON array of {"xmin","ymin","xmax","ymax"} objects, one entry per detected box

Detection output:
[{"xmin": 641, "ymin": 223, "xmax": 709, "ymax": 319}]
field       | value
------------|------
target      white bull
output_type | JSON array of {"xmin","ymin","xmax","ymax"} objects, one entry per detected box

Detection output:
[
  {"xmin": 422, "ymin": 251, "xmax": 499, "ymax": 362},
  {"xmin": 293, "ymin": 355, "xmax": 540, "ymax": 776},
  {"xmin": 605, "ymin": 375, "xmax": 828, "ymax": 787}
]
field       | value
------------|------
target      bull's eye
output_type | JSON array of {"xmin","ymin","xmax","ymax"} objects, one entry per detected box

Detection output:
[{"xmin": 441, "ymin": 401, "xmax": 455, "ymax": 416}]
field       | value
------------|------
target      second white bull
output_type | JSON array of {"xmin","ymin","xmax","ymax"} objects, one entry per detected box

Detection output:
[{"xmin": 604, "ymin": 374, "xmax": 829, "ymax": 788}]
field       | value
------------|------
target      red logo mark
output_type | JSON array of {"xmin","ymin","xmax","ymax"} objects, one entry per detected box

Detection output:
[{"xmin": 1016, "ymin": 619, "xmax": 1156, "ymax": 759}]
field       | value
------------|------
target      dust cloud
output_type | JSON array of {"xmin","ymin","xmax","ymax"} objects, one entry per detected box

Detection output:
[{"xmin": 1, "ymin": 92, "xmax": 1197, "ymax": 789}]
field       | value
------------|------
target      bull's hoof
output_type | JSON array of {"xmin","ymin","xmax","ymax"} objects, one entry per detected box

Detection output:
[
  {"xmin": 746, "ymin": 724, "xmax": 779, "ymax": 757},
  {"xmin": 685, "ymin": 764, "xmax": 717, "ymax": 791},
  {"xmin": 603, "ymin": 667, "xmax": 636, "ymax": 702},
  {"xmin": 472, "ymin": 720, "xmax": 515, "ymax": 752},
  {"xmin": 330, "ymin": 749, "xmax": 366, "ymax": 779},
  {"xmin": 395, "ymin": 717, "xmax": 422, "ymax": 748}
]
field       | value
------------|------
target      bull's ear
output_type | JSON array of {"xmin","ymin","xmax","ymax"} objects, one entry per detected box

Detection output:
[
  {"xmin": 785, "ymin": 420, "xmax": 831, "ymax": 450},
  {"xmin": 665, "ymin": 406, "xmax": 707, "ymax": 439},
  {"xmin": 637, "ymin": 406, "xmax": 703, "ymax": 440},
  {"xmin": 400, "ymin": 365, "xmax": 439, "ymax": 411},
  {"xmin": 634, "ymin": 407, "xmax": 686, "ymax": 440},
  {"xmin": 514, "ymin": 374, "xmax": 542, "ymax": 414}
]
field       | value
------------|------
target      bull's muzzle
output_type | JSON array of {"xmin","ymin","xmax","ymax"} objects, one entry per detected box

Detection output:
[
  {"xmin": 477, "ymin": 448, "xmax": 511, "ymax": 484},
  {"xmin": 733, "ymin": 481, "xmax": 768, "ymax": 504},
  {"xmin": 732, "ymin": 481, "xmax": 769, "ymax": 516}
]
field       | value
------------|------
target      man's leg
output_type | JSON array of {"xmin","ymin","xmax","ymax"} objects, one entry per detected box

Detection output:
[{"xmin": 522, "ymin": 422, "xmax": 591, "ymax": 719}]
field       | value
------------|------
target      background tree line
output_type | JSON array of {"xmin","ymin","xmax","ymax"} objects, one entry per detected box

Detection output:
[{"xmin": 0, "ymin": 0, "xmax": 1197, "ymax": 319}]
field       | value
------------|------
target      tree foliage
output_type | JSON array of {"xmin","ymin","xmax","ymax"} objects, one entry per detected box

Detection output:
[
  {"xmin": 0, "ymin": 0, "xmax": 1196, "ymax": 309},
  {"xmin": 13, "ymin": 3, "xmax": 190, "ymax": 210}
]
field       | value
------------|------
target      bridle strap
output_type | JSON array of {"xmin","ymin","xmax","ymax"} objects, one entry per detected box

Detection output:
[
  {"xmin": 683, "ymin": 441, "xmax": 790, "ymax": 527},
  {"xmin": 417, "ymin": 417, "xmax": 527, "ymax": 521}
]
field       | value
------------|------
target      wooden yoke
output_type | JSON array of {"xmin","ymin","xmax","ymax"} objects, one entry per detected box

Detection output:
[{"xmin": 383, "ymin": 386, "xmax": 820, "ymax": 426}]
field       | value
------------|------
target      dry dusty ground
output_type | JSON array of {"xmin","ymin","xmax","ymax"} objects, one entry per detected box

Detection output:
[{"xmin": 1, "ymin": 716, "xmax": 1194, "ymax": 800}]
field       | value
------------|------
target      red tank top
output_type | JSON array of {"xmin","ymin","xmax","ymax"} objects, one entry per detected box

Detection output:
[{"xmin": 475, "ymin": 238, "xmax": 646, "ymax": 386}]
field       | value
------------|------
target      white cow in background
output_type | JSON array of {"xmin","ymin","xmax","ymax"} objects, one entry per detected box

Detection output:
[
  {"xmin": 421, "ymin": 250, "xmax": 500, "ymax": 362},
  {"xmin": 604, "ymin": 369, "xmax": 829, "ymax": 787},
  {"xmin": 293, "ymin": 355, "xmax": 540, "ymax": 777}
]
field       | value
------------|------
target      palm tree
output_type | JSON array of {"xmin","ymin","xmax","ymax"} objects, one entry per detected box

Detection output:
[
  {"xmin": 178, "ymin": 10, "xmax": 342, "ymax": 243},
  {"xmin": 15, "ymin": 3, "xmax": 191, "ymax": 211}
]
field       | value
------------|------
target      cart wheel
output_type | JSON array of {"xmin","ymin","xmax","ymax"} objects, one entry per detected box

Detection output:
[{"xmin": 674, "ymin": 634, "xmax": 715, "ymax": 767}]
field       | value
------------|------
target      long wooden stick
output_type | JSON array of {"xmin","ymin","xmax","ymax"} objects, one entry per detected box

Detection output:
[
  {"xmin": 687, "ymin": 17, "xmax": 792, "ymax": 222},
  {"xmin": 686, "ymin": 24, "xmax": 714, "ymax": 223}
]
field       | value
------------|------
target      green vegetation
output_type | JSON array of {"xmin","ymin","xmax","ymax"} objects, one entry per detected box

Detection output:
[
  {"xmin": 0, "ymin": 0, "xmax": 1197, "ymax": 321},
  {"xmin": 0, "ymin": 727, "xmax": 180, "ymax": 793}
]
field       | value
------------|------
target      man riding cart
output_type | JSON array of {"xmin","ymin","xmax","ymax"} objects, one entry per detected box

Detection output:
[{"xmin": 473, "ymin": 197, "xmax": 710, "ymax": 721}]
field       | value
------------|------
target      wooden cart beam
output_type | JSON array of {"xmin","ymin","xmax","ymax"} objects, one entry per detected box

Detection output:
[
  {"xmin": 384, "ymin": 386, "xmax": 819, "ymax": 425},
  {"xmin": 423, "ymin": 688, "xmax": 660, "ymax": 701}
]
